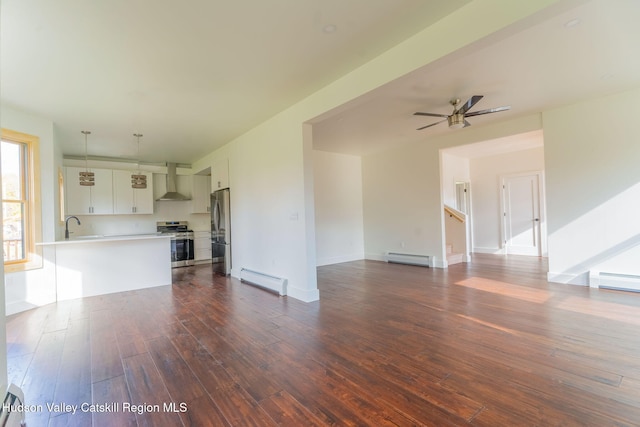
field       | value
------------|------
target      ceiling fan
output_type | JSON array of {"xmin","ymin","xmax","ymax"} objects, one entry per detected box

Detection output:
[{"xmin": 414, "ymin": 95, "xmax": 510, "ymax": 130}]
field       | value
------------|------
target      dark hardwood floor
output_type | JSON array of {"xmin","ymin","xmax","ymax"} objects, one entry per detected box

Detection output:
[{"xmin": 6, "ymin": 254, "xmax": 640, "ymax": 426}]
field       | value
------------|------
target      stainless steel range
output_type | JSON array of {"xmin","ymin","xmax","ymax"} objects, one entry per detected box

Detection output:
[{"xmin": 157, "ymin": 221, "xmax": 194, "ymax": 268}]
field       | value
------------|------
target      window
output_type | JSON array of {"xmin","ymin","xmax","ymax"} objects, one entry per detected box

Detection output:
[{"xmin": 1, "ymin": 128, "xmax": 42, "ymax": 272}]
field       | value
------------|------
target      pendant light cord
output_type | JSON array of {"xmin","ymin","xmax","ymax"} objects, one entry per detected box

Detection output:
[
  {"xmin": 82, "ymin": 130, "xmax": 91, "ymax": 171},
  {"xmin": 134, "ymin": 133, "xmax": 143, "ymax": 174}
]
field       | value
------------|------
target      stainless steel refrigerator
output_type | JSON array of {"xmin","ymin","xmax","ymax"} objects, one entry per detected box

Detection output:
[{"xmin": 211, "ymin": 188, "xmax": 231, "ymax": 275}]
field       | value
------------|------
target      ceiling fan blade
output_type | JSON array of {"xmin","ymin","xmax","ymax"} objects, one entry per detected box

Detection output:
[
  {"xmin": 414, "ymin": 112, "xmax": 449, "ymax": 118},
  {"xmin": 465, "ymin": 106, "xmax": 510, "ymax": 117},
  {"xmin": 416, "ymin": 119, "xmax": 447, "ymax": 130},
  {"xmin": 455, "ymin": 95, "xmax": 483, "ymax": 114},
  {"xmin": 463, "ymin": 120, "xmax": 471, "ymax": 128}
]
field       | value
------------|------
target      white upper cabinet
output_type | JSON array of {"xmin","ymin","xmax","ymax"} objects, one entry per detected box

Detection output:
[
  {"xmin": 211, "ymin": 157, "xmax": 229, "ymax": 190},
  {"xmin": 65, "ymin": 167, "xmax": 113, "ymax": 215},
  {"xmin": 65, "ymin": 167, "xmax": 153, "ymax": 216},
  {"xmin": 112, "ymin": 170, "xmax": 154, "ymax": 214},
  {"xmin": 191, "ymin": 174, "xmax": 211, "ymax": 214}
]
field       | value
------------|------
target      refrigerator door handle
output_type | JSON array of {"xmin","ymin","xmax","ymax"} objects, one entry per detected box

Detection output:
[{"xmin": 212, "ymin": 199, "xmax": 220, "ymax": 233}]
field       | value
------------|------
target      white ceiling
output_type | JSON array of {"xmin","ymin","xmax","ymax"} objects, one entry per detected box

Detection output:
[
  {"xmin": 3, "ymin": 1, "xmax": 640, "ymax": 165},
  {"xmin": 444, "ymin": 130, "xmax": 544, "ymax": 159},
  {"xmin": 0, "ymin": 0, "xmax": 469, "ymax": 164},
  {"xmin": 312, "ymin": 0, "xmax": 640, "ymax": 156}
]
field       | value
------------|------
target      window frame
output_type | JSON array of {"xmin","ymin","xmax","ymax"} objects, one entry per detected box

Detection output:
[{"xmin": 1, "ymin": 128, "xmax": 42, "ymax": 273}]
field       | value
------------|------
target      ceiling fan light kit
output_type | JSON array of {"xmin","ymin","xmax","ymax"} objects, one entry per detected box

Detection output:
[
  {"xmin": 447, "ymin": 114, "xmax": 466, "ymax": 129},
  {"xmin": 414, "ymin": 95, "xmax": 510, "ymax": 131}
]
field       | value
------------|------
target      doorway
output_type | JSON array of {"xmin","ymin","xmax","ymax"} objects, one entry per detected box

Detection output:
[
  {"xmin": 500, "ymin": 171, "xmax": 545, "ymax": 256},
  {"xmin": 455, "ymin": 181, "xmax": 470, "ymax": 215},
  {"xmin": 454, "ymin": 181, "xmax": 472, "ymax": 259}
]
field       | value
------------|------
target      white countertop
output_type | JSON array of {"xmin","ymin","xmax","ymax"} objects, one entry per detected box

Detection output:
[{"xmin": 37, "ymin": 233, "xmax": 170, "ymax": 246}]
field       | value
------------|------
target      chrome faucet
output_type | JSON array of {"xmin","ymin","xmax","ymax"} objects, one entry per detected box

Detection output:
[{"xmin": 65, "ymin": 215, "xmax": 81, "ymax": 240}]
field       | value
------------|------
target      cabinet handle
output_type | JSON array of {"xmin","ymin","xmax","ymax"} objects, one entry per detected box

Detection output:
[{"xmin": 218, "ymin": 181, "xmax": 221, "ymax": 188}]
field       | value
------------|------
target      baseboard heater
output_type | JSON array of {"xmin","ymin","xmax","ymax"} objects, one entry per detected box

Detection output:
[
  {"xmin": 240, "ymin": 268, "xmax": 287, "ymax": 296},
  {"xmin": 589, "ymin": 271, "xmax": 640, "ymax": 292},
  {"xmin": 384, "ymin": 252, "xmax": 430, "ymax": 267},
  {"xmin": 0, "ymin": 384, "xmax": 26, "ymax": 427}
]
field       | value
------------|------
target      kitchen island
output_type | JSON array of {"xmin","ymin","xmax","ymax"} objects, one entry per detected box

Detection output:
[{"xmin": 38, "ymin": 234, "xmax": 172, "ymax": 301}]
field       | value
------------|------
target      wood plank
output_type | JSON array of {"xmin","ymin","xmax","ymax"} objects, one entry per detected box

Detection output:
[
  {"xmin": 7, "ymin": 255, "xmax": 640, "ymax": 426},
  {"xmin": 122, "ymin": 352, "xmax": 183, "ymax": 427},
  {"xmin": 258, "ymin": 390, "xmax": 327, "ymax": 427},
  {"xmin": 90, "ymin": 309, "xmax": 124, "ymax": 383},
  {"xmin": 53, "ymin": 318, "xmax": 92, "ymax": 408},
  {"xmin": 145, "ymin": 335, "xmax": 205, "ymax": 402},
  {"xmin": 179, "ymin": 394, "xmax": 232, "ymax": 427},
  {"xmin": 92, "ymin": 375, "xmax": 137, "ymax": 427},
  {"xmin": 48, "ymin": 410, "xmax": 92, "ymax": 427},
  {"xmin": 20, "ymin": 329, "xmax": 66, "ymax": 427}
]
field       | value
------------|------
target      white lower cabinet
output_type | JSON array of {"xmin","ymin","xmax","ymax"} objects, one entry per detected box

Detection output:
[{"xmin": 194, "ymin": 231, "xmax": 212, "ymax": 262}]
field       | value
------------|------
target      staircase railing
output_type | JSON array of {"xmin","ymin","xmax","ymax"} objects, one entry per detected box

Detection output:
[{"xmin": 444, "ymin": 205, "xmax": 465, "ymax": 223}]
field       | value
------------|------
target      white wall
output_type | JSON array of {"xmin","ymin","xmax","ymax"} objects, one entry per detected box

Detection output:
[
  {"xmin": 361, "ymin": 114, "xmax": 542, "ymax": 268},
  {"xmin": 191, "ymin": 2, "xmax": 556, "ymax": 300},
  {"xmin": 2, "ymin": 104, "xmax": 62, "ymax": 315},
  {"xmin": 70, "ymin": 207, "xmax": 211, "ymax": 236},
  {"xmin": 470, "ymin": 146, "xmax": 545, "ymax": 253},
  {"xmin": 313, "ymin": 150, "xmax": 364, "ymax": 266},
  {"xmin": 544, "ymin": 87, "xmax": 640, "ymax": 284},
  {"xmin": 362, "ymin": 141, "xmax": 444, "ymax": 264}
]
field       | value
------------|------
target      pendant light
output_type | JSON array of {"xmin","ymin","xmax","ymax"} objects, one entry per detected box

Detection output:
[
  {"xmin": 79, "ymin": 130, "xmax": 95, "ymax": 186},
  {"xmin": 131, "ymin": 133, "xmax": 147, "ymax": 189}
]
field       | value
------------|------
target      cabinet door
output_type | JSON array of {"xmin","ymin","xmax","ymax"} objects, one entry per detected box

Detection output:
[
  {"xmin": 113, "ymin": 170, "xmax": 154, "ymax": 214},
  {"xmin": 112, "ymin": 170, "xmax": 135, "ymax": 214},
  {"xmin": 133, "ymin": 172, "xmax": 154, "ymax": 214},
  {"xmin": 194, "ymin": 232, "xmax": 212, "ymax": 261},
  {"xmin": 212, "ymin": 157, "xmax": 229, "ymax": 190},
  {"xmin": 65, "ymin": 167, "xmax": 112, "ymax": 214},
  {"xmin": 90, "ymin": 168, "xmax": 114, "ymax": 214},
  {"xmin": 191, "ymin": 175, "xmax": 211, "ymax": 213},
  {"xmin": 65, "ymin": 167, "xmax": 92, "ymax": 215}
]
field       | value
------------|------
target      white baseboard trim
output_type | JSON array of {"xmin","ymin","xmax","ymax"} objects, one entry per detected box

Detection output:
[
  {"xmin": 366, "ymin": 252, "xmax": 447, "ymax": 269},
  {"xmin": 316, "ymin": 253, "xmax": 364, "ymax": 267},
  {"xmin": 431, "ymin": 256, "xmax": 447, "ymax": 269},
  {"xmin": 365, "ymin": 253, "xmax": 386, "ymax": 262},
  {"xmin": 6, "ymin": 301, "xmax": 42, "ymax": 316},
  {"xmin": 473, "ymin": 247, "xmax": 506, "ymax": 255},
  {"xmin": 286, "ymin": 286, "xmax": 320, "ymax": 302},
  {"xmin": 547, "ymin": 271, "xmax": 589, "ymax": 286},
  {"xmin": 231, "ymin": 269, "xmax": 319, "ymax": 302}
]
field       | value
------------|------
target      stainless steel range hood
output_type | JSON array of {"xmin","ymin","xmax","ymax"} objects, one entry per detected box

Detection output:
[{"xmin": 156, "ymin": 163, "xmax": 191, "ymax": 201}]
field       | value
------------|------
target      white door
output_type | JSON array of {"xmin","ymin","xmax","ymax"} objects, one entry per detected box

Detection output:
[{"xmin": 502, "ymin": 173, "xmax": 542, "ymax": 256}]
